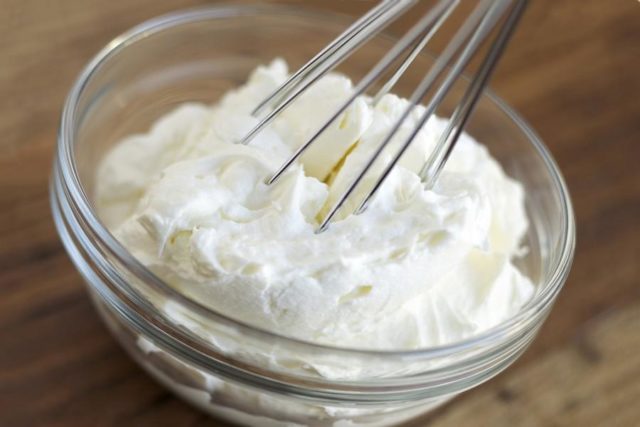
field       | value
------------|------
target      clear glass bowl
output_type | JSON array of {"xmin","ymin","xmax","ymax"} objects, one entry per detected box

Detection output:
[{"xmin": 50, "ymin": 5, "xmax": 575, "ymax": 426}]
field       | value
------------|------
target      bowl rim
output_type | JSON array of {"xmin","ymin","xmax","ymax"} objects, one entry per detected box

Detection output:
[{"xmin": 56, "ymin": 3, "xmax": 576, "ymax": 360}]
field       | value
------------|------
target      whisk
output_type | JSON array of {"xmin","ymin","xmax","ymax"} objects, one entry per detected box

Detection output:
[{"xmin": 239, "ymin": 0, "xmax": 528, "ymax": 232}]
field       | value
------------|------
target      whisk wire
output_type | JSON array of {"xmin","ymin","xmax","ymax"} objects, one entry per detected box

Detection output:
[
  {"xmin": 353, "ymin": 0, "xmax": 522, "ymax": 217},
  {"xmin": 319, "ymin": 0, "xmax": 503, "ymax": 230},
  {"xmin": 371, "ymin": 0, "xmax": 459, "ymax": 104},
  {"xmin": 252, "ymin": 0, "xmax": 412, "ymax": 119},
  {"xmin": 266, "ymin": 0, "xmax": 459, "ymax": 186},
  {"xmin": 237, "ymin": 0, "xmax": 528, "ymax": 232},
  {"xmin": 239, "ymin": 0, "xmax": 414, "ymax": 145},
  {"xmin": 419, "ymin": 0, "xmax": 528, "ymax": 189}
]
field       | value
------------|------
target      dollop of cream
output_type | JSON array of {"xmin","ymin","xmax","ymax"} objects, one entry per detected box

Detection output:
[{"xmin": 96, "ymin": 59, "xmax": 534, "ymax": 350}]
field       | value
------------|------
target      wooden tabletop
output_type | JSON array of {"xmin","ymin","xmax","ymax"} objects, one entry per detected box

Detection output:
[{"xmin": 1, "ymin": 1, "xmax": 639, "ymax": 426}]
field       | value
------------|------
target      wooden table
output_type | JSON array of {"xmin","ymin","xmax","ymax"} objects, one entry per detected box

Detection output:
[{"xmin": 1, "ymin": 1, "xmax": 638, "ymax": 426}]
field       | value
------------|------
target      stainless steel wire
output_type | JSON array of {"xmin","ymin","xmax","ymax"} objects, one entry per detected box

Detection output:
[{"xmin": 239, "ymin": 0, "xmax": 528, "ymax": 232}]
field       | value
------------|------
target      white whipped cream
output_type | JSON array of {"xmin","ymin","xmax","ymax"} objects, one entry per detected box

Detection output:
[{"xmin": 96, "ymin": 59, "xmax": 534, "ymax": 351}]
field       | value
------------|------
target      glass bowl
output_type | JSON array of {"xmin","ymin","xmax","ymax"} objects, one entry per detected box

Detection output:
[{"xmin": 50, "ymin": 5, "xmax": 575, "ymax": 426}]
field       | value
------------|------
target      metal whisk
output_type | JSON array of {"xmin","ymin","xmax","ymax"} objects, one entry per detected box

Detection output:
[{"xmin": 239, "ymin": 0, "xmax": 528, "ymax": 232}]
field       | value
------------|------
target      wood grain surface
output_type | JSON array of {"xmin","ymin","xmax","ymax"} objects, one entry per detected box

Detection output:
[{"xmin": 1, "ymin": 0, "xmax": 639, "ymax": 426}]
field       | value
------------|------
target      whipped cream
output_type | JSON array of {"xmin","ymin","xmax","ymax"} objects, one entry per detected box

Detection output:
[{"xmin": 96, "ymin": 59, "xmax": 534, "ymax": 351}]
